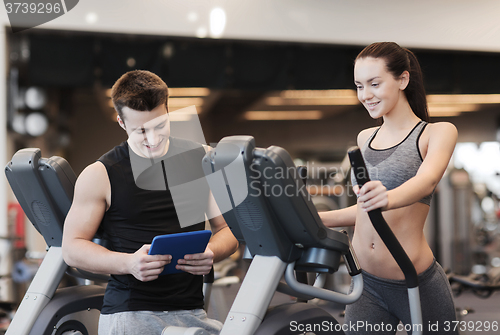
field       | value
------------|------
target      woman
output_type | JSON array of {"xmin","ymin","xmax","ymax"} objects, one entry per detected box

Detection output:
[{"xmin": 320, "ymin": 42, "xmax": 458, "ymax": 334}]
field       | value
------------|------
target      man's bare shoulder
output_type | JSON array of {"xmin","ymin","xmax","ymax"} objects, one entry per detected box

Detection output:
[{"xmin": 74, "ymin": 162, "xmax": 109, "ymax": 201}]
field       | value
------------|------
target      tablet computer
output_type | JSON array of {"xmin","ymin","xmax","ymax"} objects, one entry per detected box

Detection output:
[{"xmin": 148, "ymin": 230, "xmax": 212, "ymax": 275}]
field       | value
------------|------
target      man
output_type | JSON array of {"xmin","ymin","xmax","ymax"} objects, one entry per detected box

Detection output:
[{"xmin": 62, "ymin": 70, "xmax": 238, "ymax": 335}]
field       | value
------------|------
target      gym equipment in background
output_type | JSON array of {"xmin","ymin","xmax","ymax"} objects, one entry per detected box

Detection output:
[
  {"xmin": 4, "ymin": 148, "xmax": 237, "ymax": 335},
  {"xmin": 5, "ymin": 149, "xmax": 106, "ymax": 335}
]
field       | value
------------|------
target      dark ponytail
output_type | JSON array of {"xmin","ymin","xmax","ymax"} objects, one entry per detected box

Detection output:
[{"xmin": 356, "ymin": 42, "xmax": 429, "ymax": 122}]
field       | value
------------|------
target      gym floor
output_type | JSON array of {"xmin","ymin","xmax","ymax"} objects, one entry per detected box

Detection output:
[{"xmin": 208, "ymin": 281, "xmax": 500, "ymax": 335}]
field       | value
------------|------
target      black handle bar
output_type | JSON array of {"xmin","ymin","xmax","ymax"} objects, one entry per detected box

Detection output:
[{"xmin": 348, "ymin": 147, "xmax": 419, "ymax": 289}]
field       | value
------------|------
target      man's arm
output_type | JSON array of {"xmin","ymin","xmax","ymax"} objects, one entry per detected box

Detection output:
[{"xmin": 62, "ymin": 162, "xmax": 171, "ymax": 282}]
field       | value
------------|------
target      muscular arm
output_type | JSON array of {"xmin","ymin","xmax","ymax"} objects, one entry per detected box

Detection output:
[
  {"xmin": 358, "ymin": 122, "xmax": 458, "ymax": 212},
  {"xmin": 62, "ymin": 162, "xmax": 170, "ymax": 281}
]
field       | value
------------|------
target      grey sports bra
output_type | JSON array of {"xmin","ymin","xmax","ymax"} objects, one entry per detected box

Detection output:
[{"xmin": 351, "ymin": 121, "xmax": 433, "ymax": 206}]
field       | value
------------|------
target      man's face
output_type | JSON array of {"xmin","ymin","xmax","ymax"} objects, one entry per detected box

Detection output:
[{"xmin": 119, "ymin": 104, "xmax": 171, "ymax": 158}]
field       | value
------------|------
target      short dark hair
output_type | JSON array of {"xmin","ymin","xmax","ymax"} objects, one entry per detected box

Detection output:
[
  {"xmin": 111, "ymin": 70, "xmax": 169, "ymax": 121},
  {"xmin": 356, "ymin": 42, "xmax": 429, "ymax": 122}
]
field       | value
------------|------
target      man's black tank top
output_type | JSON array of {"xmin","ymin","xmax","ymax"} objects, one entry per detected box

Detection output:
[{"xmin": 98, "ymin": 137, "xmax": 207, "ymax": 314}]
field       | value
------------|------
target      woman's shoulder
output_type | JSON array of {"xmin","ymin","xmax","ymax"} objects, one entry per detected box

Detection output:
[
  {"xmin": 357, "ymin": 126, "xmax": 379, "ymax": 147},
  {"xmin": 425, "ymin": 121, "xmax": 457, "ymax": 138},
  {"xmin": 421, "ymin": 122, "xmax": 458, "ymax": 157}
]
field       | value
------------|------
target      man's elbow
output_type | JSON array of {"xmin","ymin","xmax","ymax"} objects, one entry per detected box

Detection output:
[
  {"xmin": 61, "ymin": 242, "xmax": 77, "ymax": 267},
  {"xmin": 218, "ymin": 233, "xmax": 239, "ymax": 262},
  {"xmin": 231, "ymin": 239, "xmax": 239, "ymax": 255},
  {"xmin": 61, "ymin": 248, "xmax": 72, "ymax": 267},
  {"xmin": 224, "ymin": 229, "xmax": 238, "ymax": 251}
]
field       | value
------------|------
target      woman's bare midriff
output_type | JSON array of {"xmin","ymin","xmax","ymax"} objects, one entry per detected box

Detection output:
[{"xmin": 351, "ymin": 201, "xmax": 435, "ymax": 280}]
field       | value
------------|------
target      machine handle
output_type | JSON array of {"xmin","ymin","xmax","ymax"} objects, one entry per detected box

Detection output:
[
  {"xmin": 348, "ymin": 147, "xmax": 418, "ymax": 289},
  {"xmin": 284, "ymin": 262, "xmax": 363, "ymax": 305},
  {"xmin": 348, "ymin": 147, "xmax": 423, "ymax": 334}
]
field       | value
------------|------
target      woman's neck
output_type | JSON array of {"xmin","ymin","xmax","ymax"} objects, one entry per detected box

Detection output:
[{"xmin": 382, "ymin": 94, "xmax": 421, "ymax": 130}]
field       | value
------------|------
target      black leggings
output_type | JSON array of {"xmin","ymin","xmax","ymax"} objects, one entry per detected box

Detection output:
[{"xmin": 344, "ymin": 259, "xmax": 458, "ymax": 335}]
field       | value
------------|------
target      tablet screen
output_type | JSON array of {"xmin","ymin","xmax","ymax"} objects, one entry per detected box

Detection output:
[{"xmin": 148, "ymin": 230, "xmax": 212, "ymax": 275}]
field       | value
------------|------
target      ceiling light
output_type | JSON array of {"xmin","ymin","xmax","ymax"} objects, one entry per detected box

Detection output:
[
  {"xmin": 126, "ymin": 57, "xmax": 136, "ymax": 68},
  {"xmin": 266, "ymin": 97, "xmax": 359, "ymax": 106},
  {"xmin": 428, "ymin": 110, "xmax": 462, "ymax": 117},
  {"xmin": 106, "ymin": 87, "xmax": 210, "ymax": 98},
  {"xmin": 428, "ymin": 104, "xmax": 479, "ymax": 113},
  {"xmin": 85, "ymin": 12, "xmax": 98, "ymax": 24},
  {"xmin": 169, "ymin": 97, "xmax": 204, "ymax": 108},
  {"xmin": 187, "ymin": 12, "xmax": 198, "ymax": 22},
  {"xmin": 427, "ymin": 94, "xmax": 500, "ymax": 104},
  {"xmin": 209, "ymin": 8, "xmax": 226, "ymax": 38},
  {"xmin": 169, "ymin": 87, "xmax": 211, "ymax": 97},
  {"xmin": 428, "ymin": 104, "xmax": 481, "ymax": 117},
  {"xmin": 196, "ymin": 27, "xmax": 208, "ymax": 38},
  {"xmin": 243, "ymin": 110, "xmax": 323, "ymax": 120},
  {"xmin": 280, "ymin": 89, "xmax": 357, "ymax": 99},
  {"xmin": 265, "ymin": 89, "xmax": 360, "ymax": 106}
]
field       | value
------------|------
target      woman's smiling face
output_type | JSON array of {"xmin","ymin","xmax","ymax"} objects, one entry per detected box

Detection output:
[{"xmin": 354, "ymin": 57, "xmax": 408, "ymax": 119}]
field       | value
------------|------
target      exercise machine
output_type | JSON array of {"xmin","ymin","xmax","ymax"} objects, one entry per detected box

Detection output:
[
  {"xmin": 5, "ymin": 139, "xmax": 424, "ymax": 335},
  {"xmin": 166, "ymin": 136, "xmax": 368, "ymax": 334},
  {"xmin": 4, "ymin": 148, "xmax": 235, "ymax": 335},
  {"xmin": 5, "ymin": 148, "xmax": 106, "ymax": 335},
  {"xmin": 195, "ymin": 136, "xmax": 365, "ymax": 335},
  {"xmin": 448, "ymin": 269, "xmax": 500, "ymax": 299},
  {"xmin": 5, "ymin": 143, "xmax": 363, "ymax": 335},
  {"xmin": 165, "ymin": 137, "xmax": 425, "ymax": 335}
]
